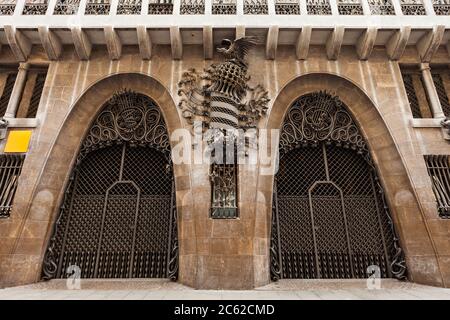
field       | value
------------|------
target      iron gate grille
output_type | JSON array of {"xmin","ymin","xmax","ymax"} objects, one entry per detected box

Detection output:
[
  {"xmin": 270, "ymin": 92, "xmax": 407, "ymax": 281},
  {"xmin": 42, "ymin": 91, "xmax": 178, "ymax": 280}
]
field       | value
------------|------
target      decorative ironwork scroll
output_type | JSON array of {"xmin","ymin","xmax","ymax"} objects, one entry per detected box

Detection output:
[
  {"xmin": 178, "ymin": 38, "xmax": 269, "ymax": 131},
  {"xmin": 178, "ymin": 37, "xmax": 269, "ymax": 219},
  {"xmin": 85, "ymin": 0, "xmax": 111, "ymax": 14},
  {"xmin": 41, "ymin": 91, "xmax": 178, "ymax": 280},
  {"xmin": 54, "ymin": 0, "xmax": 80, "ymax": 14},
  {"xmin": 275, "ymin": 0, "xmax": 300, "ymax": 14},
  {"xmin": 270, "ymin": 92, "xmax": 407, "ymax": 281},
  {"xmin": 23, "ymin": 0, "xmax": 48, "ymax": 15},
  {"xmin": 212, "ymin": 0, "xmax": 236, "ymax": 14},
  {"xmin": 337, "ymin": 0, "xmax": 364, "ymax": 14}
]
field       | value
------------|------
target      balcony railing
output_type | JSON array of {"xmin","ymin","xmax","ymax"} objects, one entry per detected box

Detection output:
[
  {"xmin": 275, "ymin": 0, "xmax": 300, "ymax": 14},
  {"xmin": 85, "ymin": 0, "xmax": 111, "ymax": 14},
  {"xmin": 23, "ymin": 1, "xmax": 48, "ymax": 15},
  {"xmin": 401, "ymin": 0, "xmax": 426, "ymax": 14},
  {"xmin": 117, "ymin": 0, "xmax": 141, "ymax": 14},
  {"xmin": 0, "ymin": 0, "xmax": 14, "ymax": 15},
  {"xmin": 0, "ymin": 0, "xmax": 447, "ymax": 16},
  {"xmin": 368, "ymin": 0, "xmax": 396, "ymax": 14},
  {"xmin": 148, "ymin": 0, "xmax": 173, "ymax": 14},
  {"xmin": 244, "ymin": 0, "xmax": 268, "ymax": 14},
  {"xmin": 212, "ymin": 0, "xmax": 236, "ymax": 14},
  {"xmin": 180, "ymin": 0, "xmax": 204, "ymax": 14},
  {"xmin": 433, "ymin": 0, "xmax": 450, "ymax": 14},
  {"xmin": 54, "ymin": 0, "xmax": 80, "ymax": 14},
  {"xmin": 338, "ymin": 0, "xmax": 364, "ymax": 14},
  {"xmin": 307, "ymin": 0, "xmax": 332, "ymax": 14}
]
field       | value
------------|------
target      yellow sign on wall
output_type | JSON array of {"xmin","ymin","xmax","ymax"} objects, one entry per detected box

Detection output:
[{"xmin": 4, "ymin": 130, "xmax": 32, "ymax": 153}]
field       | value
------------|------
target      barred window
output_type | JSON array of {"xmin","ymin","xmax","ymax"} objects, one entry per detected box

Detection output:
[
  {"xmin": 16, "ymin": 67, "xmax": 48, "ymax": 118},
  {"xmin": 424, "ymin": 155, "xmax": 450, "ymax": 218},
  {"xmin": 0, "ymin": 68, "xmax": 18, "ymax": 117},
  {"xmin": 431, "ymin": 69, "xmax": 450, "ymax": 117},
  {"xmin": 0, "ymin": 155, "xmax": 25, "ymax": 218},
  {"xmin": 210, "ymin": 138, "xmax": 238, "ymax": 219},
  {"xmin": 400, "ymin": 66, "xmax": 433, "ymax": 118}
]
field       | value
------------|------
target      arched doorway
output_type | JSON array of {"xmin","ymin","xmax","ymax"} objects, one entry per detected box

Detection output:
[
  {"xmin": 270, "ymin": 92, "xmax": 406, "ymax": 280},
  {"xmin": 41, "ymin": 90, "xmax": 178, "ymax": 280}
]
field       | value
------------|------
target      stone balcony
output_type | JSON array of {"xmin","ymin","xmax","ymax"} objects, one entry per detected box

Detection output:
[{"xmin": 0, "ymin": 0, "xmax": 448, "ymax": 63}]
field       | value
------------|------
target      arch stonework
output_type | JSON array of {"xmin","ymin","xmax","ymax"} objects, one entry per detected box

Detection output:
[
  {"xmin": 0, "ymin": 72, "xmax": 446, "ymax": 289},
  {"xmin": 0, "ymin": 73, "xmax": 198, "ymax": 288},
  {"xmin": 258, "ymin": 73, "xmax": 445, "ymax": 287}
]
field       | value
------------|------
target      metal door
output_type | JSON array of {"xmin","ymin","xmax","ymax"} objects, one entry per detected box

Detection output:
[
  {"xmin": 270, "ymin": 92, "xmax": 407, "ymax": 280},
  {"xmin": 42, "ymin": 91, "xmax": 178, "ymax": 280}
]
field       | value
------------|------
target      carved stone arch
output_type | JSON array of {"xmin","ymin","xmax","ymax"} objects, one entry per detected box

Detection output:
[
  {"xmin": 41, "ymin": 89, "xmax": 179, "ymax": 280},
  {"xmin": 4, "ymin": 73, "xmax": 187, "ymax": 286},
  {"xmin": 261, "ymin": 73, "xmax": 444, "ymax": 285},
  {"xmin": 270, "ymin": 91, "xmax": 406, "ymax": 280}
]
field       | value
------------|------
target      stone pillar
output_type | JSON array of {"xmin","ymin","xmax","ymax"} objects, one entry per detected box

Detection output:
[
  {"xmin": 420, "ymin": 63, "xmax": 445, "ymax": 119},
  {"xmin": 4, "ymin": 63, "xmax": 29, "ymax": 119}
]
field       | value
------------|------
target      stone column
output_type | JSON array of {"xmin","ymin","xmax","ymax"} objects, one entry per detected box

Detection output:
[
  {"xmin": 420, "ymin": 63, "xmax": 445, "ymax": 119},
  {"xmin": 4, "ymin": 63, "xmax": 29, "ymax": 119}
]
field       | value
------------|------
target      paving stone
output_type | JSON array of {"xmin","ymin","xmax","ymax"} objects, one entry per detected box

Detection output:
[{"xmin": 0, "ymin": 279, "xmax": 449, "ymax": 300}]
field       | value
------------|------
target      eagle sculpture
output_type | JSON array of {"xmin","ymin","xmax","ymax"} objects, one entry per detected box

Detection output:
[{"xmin": 217, "ymin": 36, "xmax": 259, "ymax": 66}]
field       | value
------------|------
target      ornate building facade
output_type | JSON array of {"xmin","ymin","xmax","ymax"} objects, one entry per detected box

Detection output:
[{"xmin": 0, "ymin": 0, "xmax": 449, "ymax": 290}]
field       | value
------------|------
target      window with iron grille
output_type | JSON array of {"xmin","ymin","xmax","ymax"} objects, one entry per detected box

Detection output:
[
  {"xmin": 424, "ymin": 155, "xmax": 450, "ymax": 218},
  {"xmin": 400, "ymin": 66, "xmax": 433, "ymax": 118},
  {"xmin": 16, "ymin": 67, "xmax": 48, "ymax": 118},
  {"xmin": 210, "ymin": 139, "xmax": 238, "ymax": 219},
  {"xmin": 0, "ymin": 155, "xmax": 25, "ymax": 218},
  {"xmin": 0, "ymin": 68, "xmax": 18, "ymax": 118},
  {"xmin": 431, "ymin": 69, "xmax": 450, "ymax": 117}
]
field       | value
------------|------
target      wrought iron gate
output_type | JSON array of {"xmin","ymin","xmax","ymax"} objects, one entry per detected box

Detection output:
[
  {"xmin": 270, "ymin": 92, "xmax": 407, "ymax": 280},
  {"xmin": 42, "ymin": 90, "xmax": 178, "ymax": 280}
]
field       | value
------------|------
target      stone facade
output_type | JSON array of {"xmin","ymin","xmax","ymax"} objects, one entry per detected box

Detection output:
[{"xmin": 0, "ymin": 40, "xmax": 449, "ymax": 289}]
